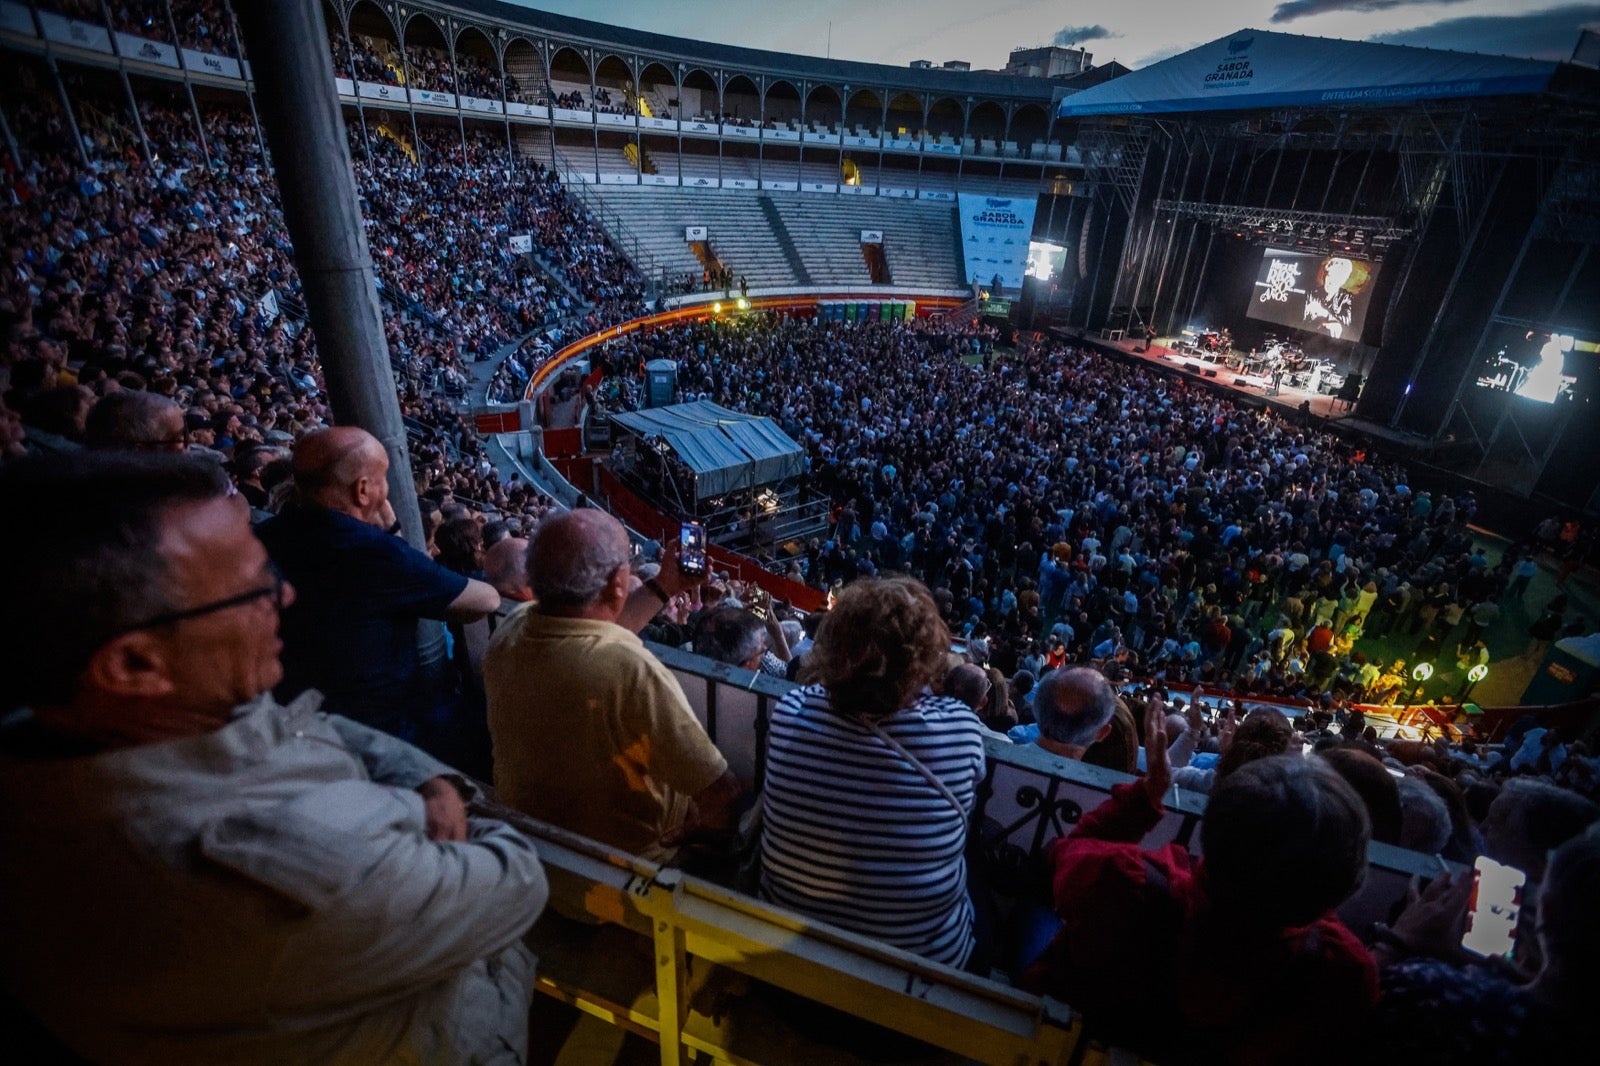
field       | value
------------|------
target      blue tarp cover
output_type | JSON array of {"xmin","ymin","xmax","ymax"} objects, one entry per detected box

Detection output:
[{"xmin": 610, "ymin": 400, "xmax": 804, "ymax": 496}]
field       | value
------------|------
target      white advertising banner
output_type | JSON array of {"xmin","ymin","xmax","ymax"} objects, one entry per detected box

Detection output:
[
  {"xmin": 803, "ymin": 130, "xmax": 837, "ymax": 145},
  {"xmin": 724, "ymin": 125, "xmax": 758, "ymax": 140},
  {"xmin": 507, "ymin": 102, "xmax": 548, "ymax": 120},
  {"xmin": 116, "ymin": 33, "xmax": 179, "ymax": 67},
  {"xmin": 334, "ymin": 77, "xmax": 355, "ymax": 96},
  {"xmin": 595, "ymin": 112, "xmax": 634, "ymax": 127},
  {"xmin": 598, "ymin": 172, "xmax": 640, "ymax": 184},
  {"xmin": 763, "ymin": 179, "xmax": 799, "ymax": 191},
  {"xmin": 641, "ymin": 116, "xmax": 677, "ymax": 131},
  {"xmin": 881, "ymin": 186, "xmax": 917, "ymax": 199},
  {"xmin": 683, "ymin": 175, "xmax": 720, "ymax": 189},
  {"xmin": 802, "ymin": 181, "xmax": 838, "ymax": 193},
  {"xmin": 39, "ymin": 11, "xmax": 111, "ymax": 52},
  {"xmin": 0, "ymin": 2, "xmax": 36, "ymax": 37},
  {"xmin": 358, "ymin": 80, "xmax": 405, "ymax": 103},
  {"xmin": 860, "ymin": 230, "xmax": 884, "ymax": 244},
  {"xmin": 184, "ymin": 48, "xmax": 242, "ymax": 79},
  {"xmin": 957, "ymin": 193, "xmax": 1038, "ymax": 291},
  {"xmin": 765, "ymin": 127, "xmax": 800, "ymax": 142},
  {"xmin": 460, "ymin": 95, "xmax": 503, "ymax": 115},
  {"xmin": 843, "ymin": 134, "xmax": 879, "ymax": 149},
  {"xmin": 723, "ymin": 178, "xmax": 758, "ymax": 190},
  {"xmin": 508, "ymin": 234, "xmax": 533, "ymax": 254},
  {"xmin": 919, "ymin": 189, "xmax": 956, "ymax": 202},
  {"xmin": 682, "ymin": 119, "xmax": 718, "ymax": 134},
  {"xmin": 924, "ymin": 141, "xmax": 961, "ymax": 155},
  {"xmin": 885, "ymin": 138, "xmax": 918, "ymax": 152},
  {"xmin": 641, "ymin": 173, "xmax": 679, "ymax": 185},
  {"xmin": 552, "ymin": 107, "xmax": 592, "ymax": 124},
  {"xmin": 412, "ymin": 88, "xmax": 457, "ymax": 109},
  {"xmin": 840, "ymin": 184, "xmax": 875, "ymax": 196},
  {"xmin": 685, "ymin": 226, "xmax": 707, "ymax": 241}
]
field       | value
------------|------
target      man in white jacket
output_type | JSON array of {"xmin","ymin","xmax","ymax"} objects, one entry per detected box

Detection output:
[{"xmin": 0, "ymin": 452, "xmax": 548, "ymax": 1064}]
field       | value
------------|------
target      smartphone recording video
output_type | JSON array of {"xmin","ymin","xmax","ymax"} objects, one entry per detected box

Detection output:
[
  {"xmin": 678, "ymin": 521, "xmax": 707, "ymax": 577},
  {"xmin": 1462, "ymin": 855, "xmax": 1525, "ymax": 959}
]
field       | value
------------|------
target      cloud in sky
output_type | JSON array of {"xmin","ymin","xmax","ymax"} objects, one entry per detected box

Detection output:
[
  {"xmin": 1369, "ymin": 3, "xmax": 1600, "ymax": 60},
  {"xmin": 1053, "ymin": 24, "xmax": 1120, "ymax": 46},
  {"xmin": 1271, "ymin": 0, "xmax": 1471, "ymax": 23}
]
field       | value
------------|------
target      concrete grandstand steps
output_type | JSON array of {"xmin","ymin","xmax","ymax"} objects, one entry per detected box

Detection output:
[{"xmin": 757, "ymin": 197, "xmax": 814, "ymax": 286}]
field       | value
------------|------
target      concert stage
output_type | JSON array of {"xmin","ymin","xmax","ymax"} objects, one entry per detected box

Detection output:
[{"xmin": 1059, "ymin": 328, "xmax": 1353, "ymax": 421}]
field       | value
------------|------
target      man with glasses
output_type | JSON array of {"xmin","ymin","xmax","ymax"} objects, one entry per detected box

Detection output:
[
  {"xmin": 84, "ymin": 390, "xmax": 190, "ymax": 452},
  {"xmin": 0, "ymin": 451, "xmax": 548, "ymax": 1065}
]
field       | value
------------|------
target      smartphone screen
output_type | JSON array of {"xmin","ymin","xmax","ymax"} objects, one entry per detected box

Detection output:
[
  {"xmin": 1462, "ymin": 855, "xmax": 1526, "ymax": 959},
  {"xmin": 679, "ymin": 522, "xmax": 707, "ymax": 576}
]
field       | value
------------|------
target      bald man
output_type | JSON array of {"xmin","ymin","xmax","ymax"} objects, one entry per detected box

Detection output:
[
  {"xmin": 259, "ymin": 428, "xmax": 500, "ymax": 750},
  {"xmin": 485, "ymin": 509, "xmax": 740, "ymax": 863}
]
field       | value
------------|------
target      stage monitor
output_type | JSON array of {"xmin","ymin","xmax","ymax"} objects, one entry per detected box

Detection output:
[
  {"xmin": 1475, "ymin": 332, "xmax": 1593, "ymax": 404},
  {"xmin": 1245, "ymin": 248, "xmax": 1379, "ymax": 342},
  {"xmin": 1027, "ymin": 240, "xmax": 1067, "ymax": 281}
]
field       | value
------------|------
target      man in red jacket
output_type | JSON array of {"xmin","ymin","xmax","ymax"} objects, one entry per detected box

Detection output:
[{"xmin": 1024, "ymin": 697, "xmax": 1378, "ymax": 1065}]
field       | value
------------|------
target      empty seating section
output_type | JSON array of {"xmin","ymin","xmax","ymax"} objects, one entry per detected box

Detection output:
[{"xmin": 581, "ymin": 186, "xmax": 792, "ymax": 287}]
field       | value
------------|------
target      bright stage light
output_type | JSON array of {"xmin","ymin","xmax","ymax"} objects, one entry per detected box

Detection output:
[
  {"xmin": 1412, "ymin": 663, "xmax": 1434, "ymax": 682},
  {"xmin": 713, "ymin": 301, "xmax": 723, "ymax": 313},
  {"xmin": 736, "ymin": 297, "xmax": 749, "ymax": 310}
]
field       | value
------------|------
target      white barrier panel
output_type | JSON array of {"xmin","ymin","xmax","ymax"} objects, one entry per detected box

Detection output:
[
  {"xmin": 881, "ymin": 186, "xmax": 917, "ymax": 199},
  {"xmin": 724, "ymin": 125, "xmax": 758, "ymax": 140},
  {"xmin": 685, "ymin": 226, "xmax": 707, "ymax": 241},
  {"xmin": 0, "ymin": 1, "xmax": 36, "ymax": 36},
  {"xmin": 802, "ymin": 181, "xmax": 839, "ymax": 193},
  {"xmin": 683, "ymin": 175, "xmax": 720, "ymax": 189},
  {"xmin": 564, "ymin": 172, "xmax": 596, "ymax": 184},
  {"xmin": 642, "ymin": 173, "xmax": 679, "ymax": 185},
  {"xmin": 803, "ymin": 130, "xmax": 837, "ymax": 145},
  {"xmin": 39, "ymin": 11, "xmax": 111, "ymax": 52},
  {"xmin": 641, "ymin": 116, "xmax": 677, "ymax": 131},
  {"xmin": 334, "ymin": 76, "xmax": 355, "ymax": 97},
  {"xmin": 924, "ymin": 141, "xmax": 961, "ymax": 155},
  {"xmin": 596, "ymin": 112, "xmax": 635, "ymax": 127},
  {"xmin": 843, "ymin": 134, "xmax": 879, "ymax": 149},
  {"xmin": 765, "ymin": 128, "xmax": 801, "ymax": 142},
  {"xmin": 507, "ymin": 102, "xmax": 548, "ymax": 119},
  {"xmin": 840, "ymin": 184, "xmax": 876, "ymax": 196},
  {"xmin": 861, "ymin": 229, "xmax": 884, "ymax": 244},
  {"xmin": 599, "ymin": 172, "xmax": 640, "ymax": 184},
  {"xmin": 724, "ymin": 177, "xmax": 758, "ymax": 190},
  {"xmin": 412, "ymin": 88, "xmax": 457, "ymax": 109},
  {"xmin": 552, "ymin": 107, "xmax": 592, "ymax": 124},
  {"xmin": 358, "ymin": 80, "xmax": 404, "ymax": 103},
  {"xmin": 116, "ymin": 33, "xmax": 178, "ymax": 67},
  {"xmin": 461, "ymin": 95, "xmax": 504, "ymax": 115},
  {"xmin": 682, "ymin": 119, "xmax": 718, "ymax": 134},
  {"xmin": 885, "ymin": 138, "xmax": 919, "ymax": 152},
  {"xmin": 763, "ymin": 179, "xmax": 799, "ymax": 191},
  {"xmin": 185, "ymin": 48, "xmax": 242, "ymax": 79},
  {"xmin": 920, "ymin": 190, "xmax": 957, "ymax": 201}
]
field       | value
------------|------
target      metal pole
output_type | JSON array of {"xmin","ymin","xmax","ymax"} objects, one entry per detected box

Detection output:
[{"xmin": 231, "ymin": 0, "xmax": 424, "ymax": 552}]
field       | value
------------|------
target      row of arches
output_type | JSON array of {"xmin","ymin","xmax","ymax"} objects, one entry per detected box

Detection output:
[{"xmin": 323, "ymin": 0, "xmax": 1061, "ymax": 146}]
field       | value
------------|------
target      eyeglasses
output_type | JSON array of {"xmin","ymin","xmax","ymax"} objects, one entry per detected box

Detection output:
[{"xmin": 117, "ymin": 565, "xmax": 288, "ymax": 634}]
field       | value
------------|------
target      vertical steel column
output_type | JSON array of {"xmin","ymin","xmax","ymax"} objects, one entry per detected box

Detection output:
[
  {"xmin": 101, "ymin": 1, "xmax": 153, "ymax": 165},
  {"xmin": 231, "ymin": 0, "xmax": 425, "ymax": 551},
  {"xmin": 161, "ymin": 0, "xmax": 210, "ymax": 166},
  {"xmin": 223, "ymin": 0, "xmax": 270, "ymax": 166}
]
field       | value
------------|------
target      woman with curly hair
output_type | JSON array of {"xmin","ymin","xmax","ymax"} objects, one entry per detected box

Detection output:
[{"xmin": 758, "ymin": 575, "xmax": 986, "ymax": 968}]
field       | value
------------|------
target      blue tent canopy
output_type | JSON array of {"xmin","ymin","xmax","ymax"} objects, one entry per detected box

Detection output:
[
  {"xmin": 1057, "ymin": 29, "xmax": 1557, "ymax": 118},
  {"xmin": 610, "ymin": 400, "xmax": 805, "ymax": 497}
]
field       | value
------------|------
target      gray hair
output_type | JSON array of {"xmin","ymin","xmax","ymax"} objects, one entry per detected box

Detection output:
[
  {"xmin": 527, "ymin": 515, "xmax": 631, "ymax": 608},
  {"xmin": 695, "ymin": 605, "xmax": 766, "ymax": 667},
  {"xmin": 1396, "ymin": 775, "xmax": 1452, "ymax": 855},
  {"xmin": 84, "ymin": 391, "xmax": 181, "ymax": 449},
  {"xmin": 1035, "ymin": 667, "xmax": 1117, "ymax": 749}
]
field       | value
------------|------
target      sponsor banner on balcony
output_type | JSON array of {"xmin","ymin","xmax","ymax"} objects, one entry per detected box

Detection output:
[
  {"xmin": 552, "ymin": 107, "xmax": 592, "ymax": 123},
  {"xmin": 860, "ymin": 230, "xmax": 884, "ymax": 244},
  {"xmin": 507, "ymin": 101, "xmax": 548, "ymax": 119},
  {"xmin": 683, "ymin": 175, "xmax": 720, "ymax": 189},
  {"xmin": 840, "ymin": 184, "xmax": 876, "ymax": 196},
  {"xmin": 598, "ymin": 172, "xmax": 639, "ymax": 184},
  {"xmin": 723, "ymin": 125, "xmax": 757, "ymax": 140},
  {"xmin": 765, "ymin": 127, "xmax": 800, "ymax": 142},
  {"xmin": 685, "ymin": 226, "xmax": 707, "ymax": 241},
  {"xmin": 923, "ymin": 141, "xmax": 961, "ymax": 155},
  {"xmin": 358, "ymin": 80, "xmax": 405, "ymax": 102},
  {"xmin": 335, "ymin": 76, "xmax": 355, "ymax": 96},
  {"xmin": 919, "ymin": 189, "xmax": 956, "ymax": 201},
  {"xmin": 682, "ymin": 119, "xmax": 718, "ymax": 134},
  {"xmin": 843, "ymin": 134, "xmax": 879, "ymax": 149},
  {"xmin": 803, "ymin": 130, "xmax": 837, "ymax": 145},
  {"xmin": 0, "ymin": 1, "xmax": 37, "ymax": 37},
  {"xmin": 762, "ymin": 179, "xmax": 799, "ymax": 191},
  {"xmin": 641, "ymin": 116, "xmax": 677, "ymax": 131},
  {"xmin": 723, "ymin": 178, "xmax": 758, "ymax": 190},
  {"xmin": 185, "ymin": 48, "xmax": 242, "ymax": 79},
  {"xmin": 509, "ymin": 234, "xmax": 533, "ymax": 254},
  {"xmin": 413, "ymin": 88, "xmax": 457, "ymax": 109},
  {"xmin": 39, "ymin": 11, "xmax": 112, "ymax": 52},
  {"xmin": 461, "ymin": 95, "xmax": 503, "ymax": 114},
  {"xmin": 801, "ymin": 181, "xmax": 838, "ymax": 193},
  {"xmin": 641, "ymin": 173, "xmax": 679, "ymax": 185},
  {"xmin": 595, "ymin": 112, "xmax": 634, "ymax": 127},
  {"xmin": 115, "ymin": 33, "xmax": 179, "ymax": 67},
  {"xmin": 881, "ymin": 186, "xmax": 916, "ymax": 199},
  {"xmin": 885, "ymin": 138, "xmax": 918, "ymax": 152}
]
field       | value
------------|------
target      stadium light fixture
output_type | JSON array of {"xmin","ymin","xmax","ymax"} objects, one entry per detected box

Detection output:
[
  {"xmin": 1412, "ymin": 662, "xmax": 1434, "ymax": 682},
  {"xmin": 1467, "ymin": 664, "xmax": 1488, "ymax": 683},
  {"xmin": 736, "ymin": 297, "xmax": 749, "ymax": 310},
  {"xmin": 713, "ymin": 301, "xmax": 723, "ymax": 313}
]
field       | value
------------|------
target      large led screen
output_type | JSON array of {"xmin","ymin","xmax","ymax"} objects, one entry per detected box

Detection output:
[{"xmin": 1245, "ymin": 249, "xmax": 1379, "ymax": 342}]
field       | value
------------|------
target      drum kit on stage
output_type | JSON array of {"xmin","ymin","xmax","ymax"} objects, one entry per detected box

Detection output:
[{"xmin": 1179, "ymin": 328, "xmax": 1344, "ymax": 394}]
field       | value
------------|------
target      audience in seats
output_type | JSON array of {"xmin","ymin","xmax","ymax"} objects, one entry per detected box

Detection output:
[
  {"xmin": 484, "ymin": 509, "xmax": 742, "ymax": 863},
  {"xmin": 0, "ymin": 451, "xmax": 547, "ymax": 1064},
  {"xmin": 759, "ymin": 576, "xmax": 987, "ymax": 969}
]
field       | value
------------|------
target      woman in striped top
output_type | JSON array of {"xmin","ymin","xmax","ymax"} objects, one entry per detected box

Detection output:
[{"xmin": 759, "ymin": 576, "xmax": 986, "ymax": 969}]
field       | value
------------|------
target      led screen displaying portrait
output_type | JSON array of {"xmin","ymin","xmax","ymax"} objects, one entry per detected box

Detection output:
[{"xmin": 1245, "ymin": 248, "xmax": 1378, "ymax": 342}]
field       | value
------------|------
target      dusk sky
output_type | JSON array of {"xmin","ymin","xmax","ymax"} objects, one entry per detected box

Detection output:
[{"xmin": 505, "ymin": 1, "xmax": 1600, "ymax": 70}]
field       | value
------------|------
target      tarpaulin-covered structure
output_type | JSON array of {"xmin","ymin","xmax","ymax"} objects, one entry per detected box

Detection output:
[{"xmin": 608, "ymin": 400, "xmax": 804, "ymax": 499}]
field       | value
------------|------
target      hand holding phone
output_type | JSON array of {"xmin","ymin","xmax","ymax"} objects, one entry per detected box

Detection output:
[
  {"xmin": 1462, "ymin": 856, "xmax": 1525, "ymax": 959},
  {"xmin": 678, "ymin": 521, "xmax": 707, "ymax": 578}
]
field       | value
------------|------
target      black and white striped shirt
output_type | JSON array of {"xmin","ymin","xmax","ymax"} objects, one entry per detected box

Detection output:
[{"xmin": 759, "ymin": 685, "xmax": 985, "ymax": 968}]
